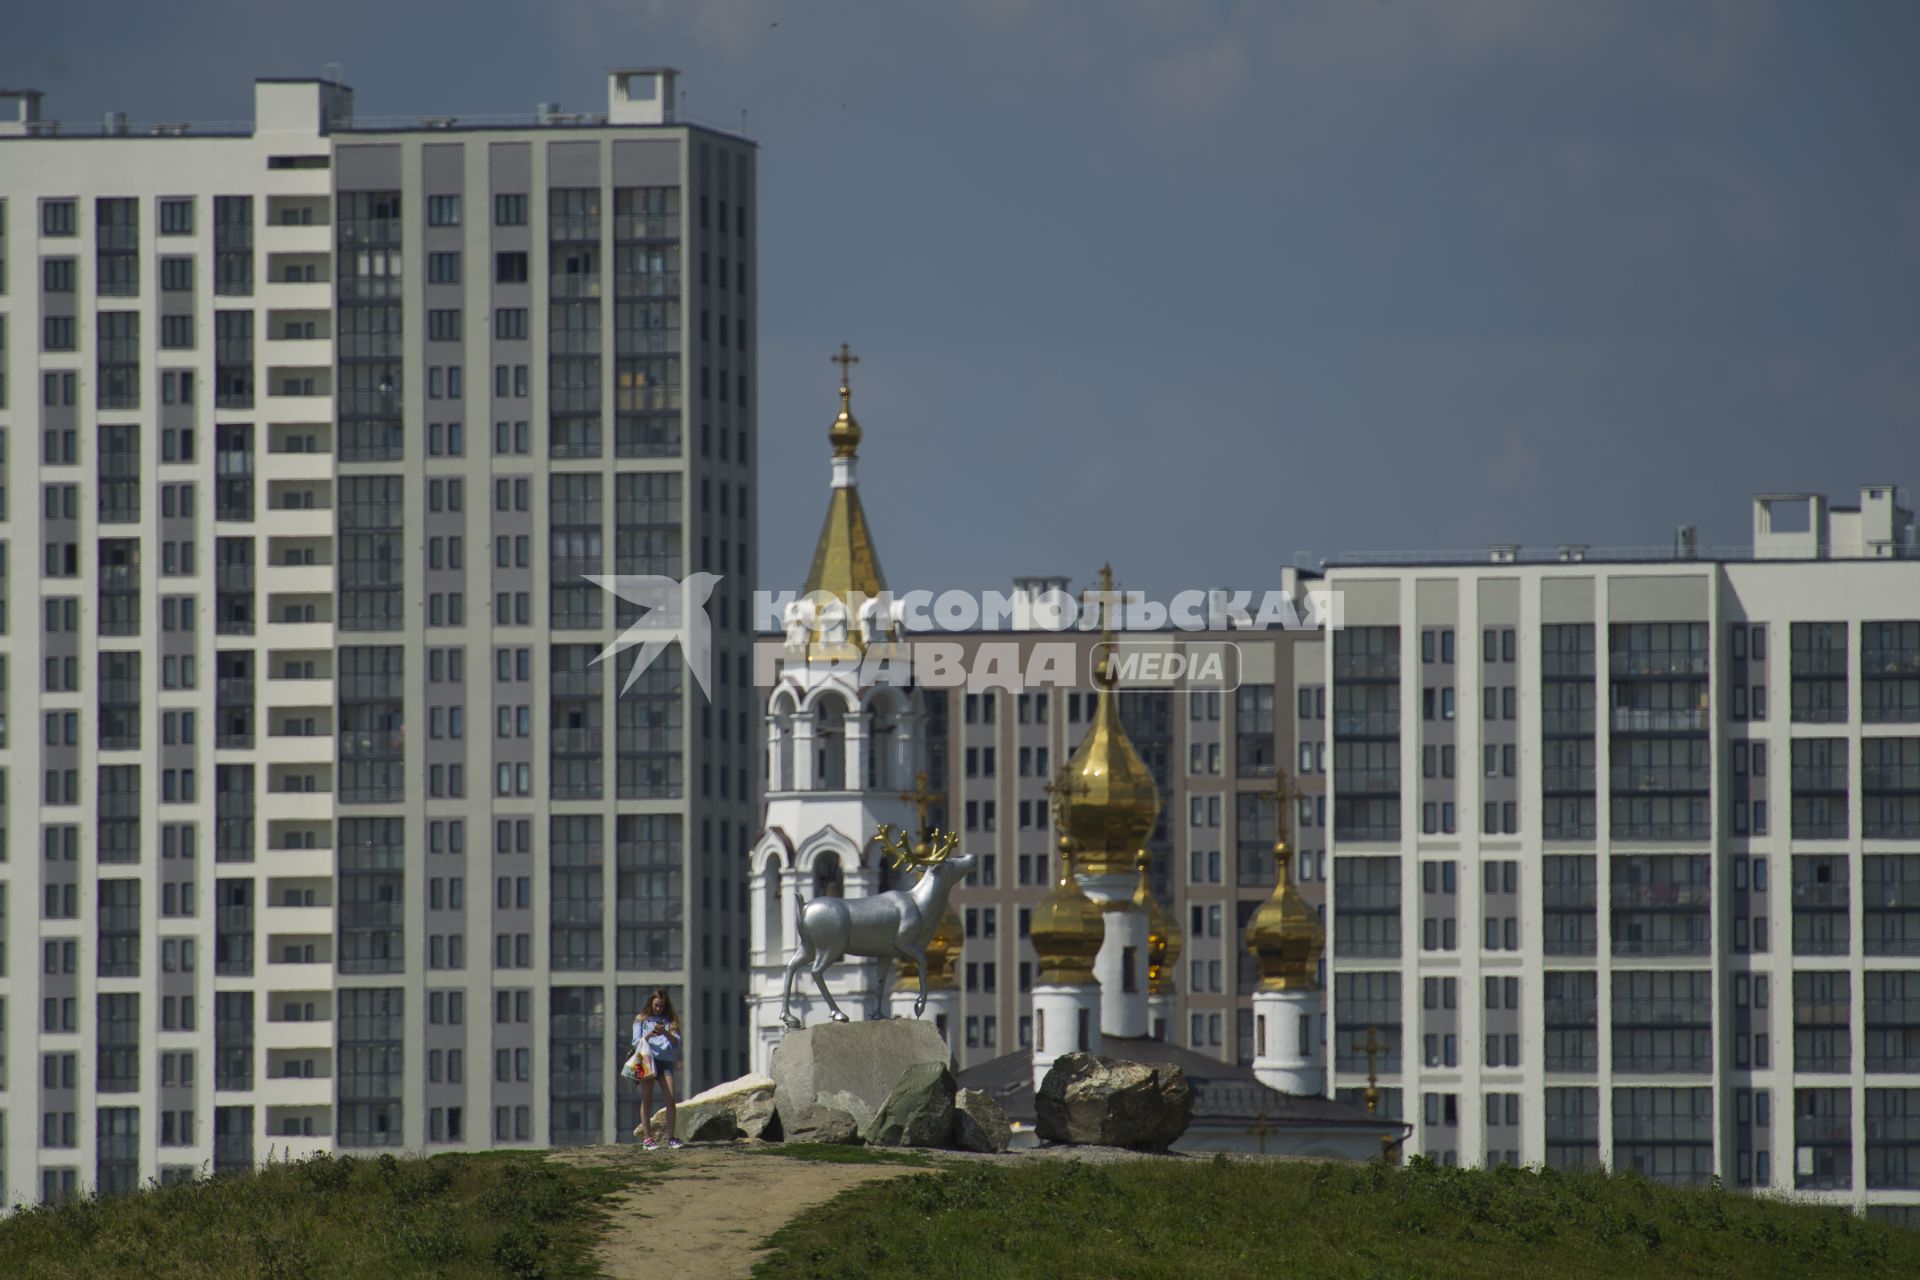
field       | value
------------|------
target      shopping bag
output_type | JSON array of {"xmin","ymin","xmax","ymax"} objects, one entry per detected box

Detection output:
[{"xmin": 622, "ymin": 1043, "xmax": 653, "ymax": 1082}]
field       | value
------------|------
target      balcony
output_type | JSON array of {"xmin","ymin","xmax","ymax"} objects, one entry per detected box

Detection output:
[
  {"xmin": 261, "ymin": 222, "xmax": 332, "ymax": 255},
  {"xmin": 1610, "ymin": 767, "xmax": 1711, "ymax": 794},
  {"xmin": 1867, "ymin": 766, "xmax": 1920, "ymax": 793},
  {"xmin": 261, "ymin": 278, "xmax": 331, "ymax": 311},
  {"xmin": 1610, "ymin": 653, "xmax": 1709, "ymax": 677},
  {"xmin": 1792, "ymin": 881, "xmax": 1850, "ymax": 908},
  {"xmin": 1792, "ymin": 650, "xmax": 1851, "ymax": 677},
  {"xmin": 265, "ymin": 678, "xmax": 335, "ymax": 709},
  {"xmin": 549, "ymin": 272, "xmax": 603, "ymax": 299},
  {"xmin": 1543, "ymin": 710, "xmax": 1597, "ymax": 737},
  {"xmin": 263, "ymin": 563, "xmax": 333, "ymax": 596},
  {"xmin": 1334, "ymin": 712, "xmax": 1401, "ymax": 738},
  {"xmin": 1334, "ymin": 654, "xmax": 1400, "ymax": 680},
  {"xmin": 1864, "ymin": 647, "xmax": 1920, "ymax": 677},
  {"xmin": 261, "ymin": 1018, "xmax": 334, "ymax": 1052},
  {"xmin": 1795, "ymin": 766, "xmax": 1850, "ymax": 794},
  {"xmin": 1611, "ymin": 883, "xmax": 1712, "ymax": 911},
  {"xmin": 614, "ymin": 270, "xmax": 680, "ymax": 298},
  {"xmin": 1544, "ymin": 768, "xmax": 1596, "ymax": 795},
  {"xmin": 1611, "ymin": 707, "xmax": 1709, "ymax": 734},
  {"xmin": 1335, "ymin": 768, "xmax": 1401, "ymax": 796}
]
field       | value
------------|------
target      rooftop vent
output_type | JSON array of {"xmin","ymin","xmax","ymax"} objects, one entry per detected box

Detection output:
[
  {"xmin": 1675, "ymin": 526, "xmax": 1698, "ymax": 560},
  {"xmin": 1489, "ymin": 545, "xmax": 1520, "ymax": 564},
  {"xmin": 1557, "ymin": 545, "xmax": 1588, "ymax": 563}
]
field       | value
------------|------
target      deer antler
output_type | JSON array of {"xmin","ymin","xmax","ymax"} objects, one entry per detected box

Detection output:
[{"xmin": 873, "ymin": 825, "xmax": 959, "ymax": 869}]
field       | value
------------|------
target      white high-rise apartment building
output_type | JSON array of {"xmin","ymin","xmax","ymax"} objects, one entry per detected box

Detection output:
[
  {"xmin": 0, "ymin": 72, "xmax": 759, "ymax": 1204},
  {"xmin": 1318, "ymin": 487, "xmax": 1920, "ymax": 1223}
]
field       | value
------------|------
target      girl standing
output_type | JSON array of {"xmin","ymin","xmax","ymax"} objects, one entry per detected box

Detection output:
[{"xmin": 632, "ymin": 989, "xmax": 682, "ymax": 1150}]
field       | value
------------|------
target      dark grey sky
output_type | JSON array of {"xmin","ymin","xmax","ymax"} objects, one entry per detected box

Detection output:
[{"xmin": 13, "ymin": 1, "xmax": 1919, "ymax": 596}]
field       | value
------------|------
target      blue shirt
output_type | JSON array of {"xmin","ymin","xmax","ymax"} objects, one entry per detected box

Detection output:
[{"xmin": 634, "ymin": 1016, "xmax": 679, "ymax": 1063}]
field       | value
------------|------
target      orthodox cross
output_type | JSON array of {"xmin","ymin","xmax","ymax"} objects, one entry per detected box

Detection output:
[
  {"xmin": 899, "ymin": 770, "xmax": 943, "ymax": 847},
  {"xmin": 1353, "ymin": 1025, "xmax": 1387, "ymax": 1113},
  {"xmin": 1245, "ymin": 1110, "xmax": 1276, "ymax": 1156},
  {"xmin": 1096, "ymin": 562, "xmax": 1117, "ymax": 633},
  {"xmin": 831, "ymin": 341, "xmax": 859, "ymax": 388},
  {"xmin": 1272, "ymin": 765, "xmax": 1294, "ymax": 859}
]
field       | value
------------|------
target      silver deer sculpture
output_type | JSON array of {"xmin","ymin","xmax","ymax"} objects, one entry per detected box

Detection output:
[{"xmin": 780, "ymin": 825, "xmax": 976, "ymax": 1027}]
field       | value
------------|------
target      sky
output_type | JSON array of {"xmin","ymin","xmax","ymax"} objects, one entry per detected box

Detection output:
[{"xmin": 10, "ymin": 0, "xmax": 1919, "ymax": 598}]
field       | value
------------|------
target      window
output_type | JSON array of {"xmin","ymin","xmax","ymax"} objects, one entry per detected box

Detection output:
[
  {"xmin": 495, "ymin": 193, "xmax": 528, "ymax": 226},
  {"xmin": 427, "ymin": 194, "xmax": 462, "ymax": 226},
  {"xmin": 495, "ymin": 252, "xmax": 529, "ymax": 284},
  {"xmin": 42, "ymin": 199, "xmax": 78, "ymax": 236},
  {"xmin": 158, "ymin": 198, "xmax": 195, "ymax": 235}
]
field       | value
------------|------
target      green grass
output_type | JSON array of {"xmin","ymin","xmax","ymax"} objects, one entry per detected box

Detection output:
[
  {"xmin": 756, "ymin": 1143, "xmax": 938, "ymax": 1166},
  {"xmin": 753, "ymin": 1156, "xmax": 1920, "ymax": 1280},
  {"xmin": 0, "ymin": 1149, "xmax": 651, "ymax": 1280}
]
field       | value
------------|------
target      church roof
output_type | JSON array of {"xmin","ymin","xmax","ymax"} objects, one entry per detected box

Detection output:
[
  {"xmin": 802, "ymin": 481, "xmax": 886, "ymax": 599},
  {"xmin": 956, "ymin": 1038, "xmax": 1406, "ymax": 1134}
]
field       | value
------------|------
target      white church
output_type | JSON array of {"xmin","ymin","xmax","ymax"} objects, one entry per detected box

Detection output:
[{"xmin": 746, "ymin": 366, "xmax": 1402, "ymax": 1158}]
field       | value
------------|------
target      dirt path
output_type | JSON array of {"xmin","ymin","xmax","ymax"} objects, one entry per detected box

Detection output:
[{"xmin": 556, "ymin": 1146, "xmax": 926, "ymax": 1280}]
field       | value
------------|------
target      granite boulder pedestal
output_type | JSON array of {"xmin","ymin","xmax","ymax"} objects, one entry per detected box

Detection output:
[{"xmin": 771, "ymin": 1020, "xmax": 950, "ymax": 1136}]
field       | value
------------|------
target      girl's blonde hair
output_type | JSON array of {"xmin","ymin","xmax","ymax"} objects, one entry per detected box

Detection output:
[{"xmin": 642, "ymin": 988, "xmax": 679, "ymax": 1031}]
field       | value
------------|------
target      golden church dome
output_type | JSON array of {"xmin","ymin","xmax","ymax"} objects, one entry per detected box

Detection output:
[
  {"xmin": 827, "ymin": 383, "xmax": 863, "ymax": 459},
  {"xmin": 802, "ymin": 349, "xmax": 886, "ymax": 612},
  {"xmin": 895, "ymin": 899, "xmax": 962, "ymax": 992},
  {"xmin": 1059, "ymin": 567, "xmax": 1161, "ymax": 877},
  {"xmin": 1132, "ymin": 851, "xmax": 1182, "ymax": 997},
  {"xmin": 1031, "ymin": 836, "xmax": 1105, "ymax": 985},
  {"xmin": 1245, "ymin": 773, "xmax": 1324, "ymax": 991}
]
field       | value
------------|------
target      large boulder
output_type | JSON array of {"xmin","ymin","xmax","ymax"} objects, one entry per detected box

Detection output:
[
  {"xmin": 670, "ymin": 1104, "xmax": 745, "ymax": 1143},
  {"xmin": 783, "ymin": 1103, "xmax": 860, "ymax": 1145},
  {"xmin": 772, "ymin": 1020, "xmax": 950, "ymax": 1134},
  {"xmin": 862, "ymin": 1062, "xmax": 957, "ymax": 1148},
  {"xmin": 678, "ymin": 1072, "xmax": 775, "ymax": 1110},
  {"xmin": 952, "ymin": 1088, "xmax": 1011, "ymax": 1154},
  {"xmin": 651, "ymin": 1072, "xmax": 777, "ymax": 1142},
  {"xmin": 1034, "ymin": 1053, "xmax": 1193, "ymax": 1151}
]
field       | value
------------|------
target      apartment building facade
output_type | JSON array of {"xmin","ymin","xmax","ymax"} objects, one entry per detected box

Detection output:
[
  {"xmin": 0, "ymin": 72, "xmax": 758, "ymax": 1204},
  {"xmin": 1320, "ymin": 488, "xmax": 1920, "ymax": 1222}
]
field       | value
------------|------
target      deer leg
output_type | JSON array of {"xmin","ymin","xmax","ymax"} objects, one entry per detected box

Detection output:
[
  {"xmin": 780, "ymin": 942, "xmax": 813, "ymax": 1028},
  {"xmin": 810, "ymin": 953, "xmax": 851, "ymax": 1022},
  {"xmin": 905, "ymin": 946, "xmax": 933, "ymax": 1016},
  {"xmin": 869, "ymin": 954, "xmax": 896, "ymax": 1020}
]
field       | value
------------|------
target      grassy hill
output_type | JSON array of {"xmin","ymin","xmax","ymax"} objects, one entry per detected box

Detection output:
[
  {"xmin": 2, "ymin": 1147, "xmax": 1915, "ymax": 1280},
  {"xmin": 756, "ymin": 1155, "xmax": 1920, "ymax": 1280},
  {"xmin": 0, "ymin": 1149, "xmax": 645, "ymax": 1280}
]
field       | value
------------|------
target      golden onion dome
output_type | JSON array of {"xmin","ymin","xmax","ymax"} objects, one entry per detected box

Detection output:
[
  {"xmin": 828, "ymin": 382, "xmax": 863, "ymax": 458},
  {"xmin": 1132, "ymin": 851, "xmax": 1182, "ymax": 996},
  {"xmin": 895, "ymin": 898, "xmax": 962, "ymax": 992},
  {"xmin": 1245, "ymin": 776, "xmax": 1324, "ymax": 991},
  {"xmin": 1031, "ymin": 836, "xmax": 1105, "ymax": 985},
  {"xmin": 1061, "ymin": 571, "xmax": 1162, "ymax": 877}
]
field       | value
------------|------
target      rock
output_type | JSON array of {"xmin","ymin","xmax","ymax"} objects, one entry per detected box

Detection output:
[
  {"xmin": 772, "ymin": 1020, "xmax": 950, "ymax": 1134},
  {"xmin": 677, "ymin": 1071, "xmax": 776, "ymax": 1111},
  {"xmin": 952, "ymin": 1088, "xmax": 1011, "ymax": 1154},
  {"xmin": 783, "ymin": 1104, "xmax": 861, "ymax": 1145},
  {"xmin": 1034, "ymin": 1053, "xmax": 1193, "ymax": 1151},
  {"xmin": 863, "ymin": 1062, "xmax": 957, "ymax": 1147},
  {"xmin": 669, "ymin": 1104, "xmax": 745, "ymax": 1143},
  {"xmin": 736, "ymin": 1090, "xmax": 782, "ymax": 1141},
  {"xmin": 651, "ymin": 1078, "xmax": 776, "ymax": 1143}
]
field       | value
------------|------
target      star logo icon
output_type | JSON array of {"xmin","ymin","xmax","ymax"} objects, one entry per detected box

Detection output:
[{"xmin": 585, "ymin": 572, "xmax": 723, "ymax": 699}]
